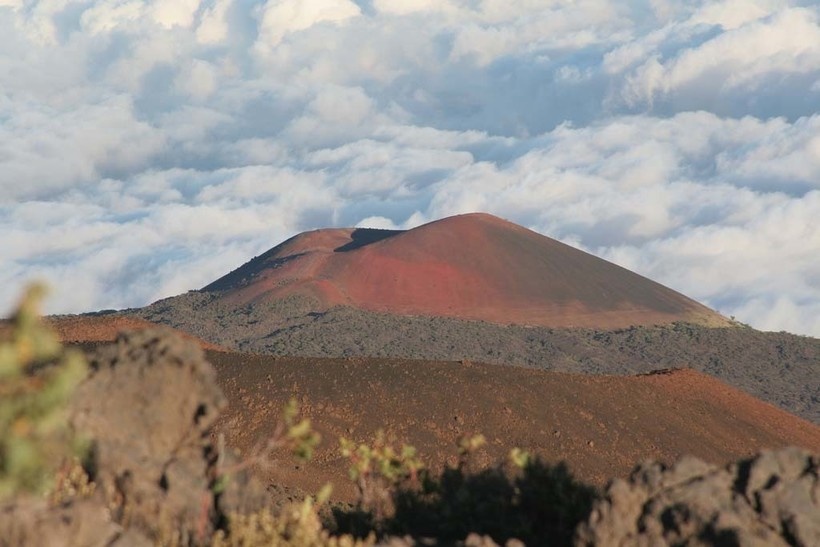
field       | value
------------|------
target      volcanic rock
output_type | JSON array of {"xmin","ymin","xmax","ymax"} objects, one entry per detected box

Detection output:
[
  {"xmin": 70, "ymin": 329, "xmax": 264, "ymax": 543},
  {"xmin": 69, "ymin": 330, "xmax": 228, "ymax": 540},
  {"xmin": 2, "ymin": 329, "xmax": 267, "ymax": 546},
  {"xmin": 0, "ymin": 496, "xmax": 126, "ymax": 547},
  {"xmin": 46, "ymin": 314, "xmax": 225, "ymax": 351},
  {"xmin": 574, "ymin": 447, "xmax": 820, "ymax": 546}
]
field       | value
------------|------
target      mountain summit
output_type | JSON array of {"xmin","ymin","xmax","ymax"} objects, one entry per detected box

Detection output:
[{"xmin": 203, "ymin": 213, "xmax": 727, "ymax": 329}]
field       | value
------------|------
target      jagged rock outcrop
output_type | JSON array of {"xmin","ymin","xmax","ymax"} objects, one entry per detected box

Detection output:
[
  {"xmin": 0, "ymin": 496, "xmax": 128, "ymax": 547},
  {"xmin": 1, "ymin": 329, "xmax": 266, "ymax": 546},
  {"xmin": 575, "ymin": 447, "xmax": 819, "ymax": 546},
  {"xmin": 71, "ymin": 329, "xmax": 228, "ymax": 541}
]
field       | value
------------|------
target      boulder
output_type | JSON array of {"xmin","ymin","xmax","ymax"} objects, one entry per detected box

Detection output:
[
  {"xmin": 575, "ymin": 447, "xmax": 819, "ymax": 547},
  {"xmin": 70, "ymin": 329, "xmax": 227, "ymax": 541},
  {"xmin": 2, "ymin": 329, "xmax": 267, "ymax": 545}
]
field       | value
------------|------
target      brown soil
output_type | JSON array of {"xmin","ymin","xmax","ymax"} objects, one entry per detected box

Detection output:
[
  {"xmin": 45, "ymin": 315, "xmax": 226, "ymax": 351},
  {"xmin": 202, "ymin": 213, "xmax": 728, "ymax": 329},
  {"xmin": 207, "ymin": 352, "xmax": 820, "ymax": 503}
]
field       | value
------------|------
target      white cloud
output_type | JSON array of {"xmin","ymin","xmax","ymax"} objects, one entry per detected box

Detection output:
[
  {"xmin": 150, "ymin": 0, "xmax": 202, "ymax": 28},
  {"xmin": 196, "ymin": 0, "xmax": 232, "ymax": 44},
  {"xmin": 0, "ymin": 95, "xmax": 165, "ymax": 201},
  {"xmin": 80, "ymin": 1, "xmax": 145, "ymax": 35},
  {"xmin": 448, "ymin": 0, "xmax": 629, "ymax": 66},
  {"xmin": 372, "ymin": 0, "xmax": 449, "ymax": 16},
  {"xmin": 690, "ymin": 0, "xmax": 780, "ymax": 30},
  {"xmin": 2, "ymin": 0, "xmax": 820, "ymax": 338},
  {"xmin": 174, "ymin": 59, "xmax": 219, "ymax": 100},
  {"xmin": 731, "ymin": 296, "xmax": 820, "ymax": 335},
  {"xmin": 286, "ymin": 85, "xmax": 379, "ymax": 143},
  {"xmin": 673, "ymin": 8, "xmax": 819, "ymax": 86},
  {"xmin": 255, "ymin": 0, "xmax": 360, "ymax": 47},
  {"xmin": 356, "ymin": 215, "xmax": 400, "ymax": 230},
  {"xmin": 618, "ymin": 6, "xmax": 820, "ymax": 110}
]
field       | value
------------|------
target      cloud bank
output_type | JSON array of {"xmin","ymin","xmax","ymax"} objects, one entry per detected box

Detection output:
[{"xmin": 2, "ymin": 0, "xmax": 819, "ymax": 336}]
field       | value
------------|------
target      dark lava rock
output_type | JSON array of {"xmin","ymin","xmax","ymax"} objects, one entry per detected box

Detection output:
[
  {"xmin": 574, "ymin": 447, "xmax": 819, "ymax": 547},
  {"xmin": 70, "ymin": 329, "xmax": 227, "ymax": 541},
  {"xmin": 0, "ymin": 496, "xmax": 127, "ymax": 547},
  {"xmin": 0, "ymin": 329, "xmax": 266, "ymax": 546},
  {"xmin": 70, "ymin": 329, "xmax": 267, "ymax": 542}
]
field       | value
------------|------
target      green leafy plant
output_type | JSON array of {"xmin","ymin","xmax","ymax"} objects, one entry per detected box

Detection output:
[
  {"xmin": 457, "ymin": 434, "xmax": 487, "ymax": 469},
  {"xmin": 332, "ymin": 434, "xmax": 597, "ymax": 545},
  {"xmin": 209, "ymin": 405, "xmax": 379, "ymax": 547},
  {"xmin": 212, "ymin": 398, "xmax": 320, "ymax": 495},
  {"xmin": 339, "ymin": 430, "xmax": 424, "ymax": 522},
  {"xmin": 212, "ymin": 495, "xmax": 375, "ymax": 547},
  {"xmin": 508, "ymin": 447, "xmax": 531, "ymax": 469},
  {"xmin": 0, "ymin": 283, "xmax": 88, "ymax": 500},
  {"xmin": 201, "ymin": 398, "xmax": 322, "ymax": 543}
]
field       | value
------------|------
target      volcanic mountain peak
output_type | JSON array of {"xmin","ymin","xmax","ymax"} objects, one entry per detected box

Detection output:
[{"xmin": 203, "ymin": 213, "xmax": 730, "ymax": 329}]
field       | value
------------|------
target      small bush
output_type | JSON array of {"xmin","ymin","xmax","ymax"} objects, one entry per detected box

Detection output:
[
  {"xmin": 387, "ymin": 456, "xmax": 596, "ymax": 545},
  {"xmin": 0, "ymin": 284, "xmax": 88, "ymax": 500},
  {"xmin": 339, "ymin": 429, "xmax": 424, "ymax": 523},
  {"xmin": 47, "ymin": 457, "xmax": 95, "ymax": 506},
  {"xmin": 212, "ymin": 398, "xmax": 320, "ymax": 495},
  {"xmin": 213, "ymin": 494, "xmax": 375, "ymax": 547},
  {"xmin": 333, "ymin": 433, "xmax": 597, "ymax": 546}
]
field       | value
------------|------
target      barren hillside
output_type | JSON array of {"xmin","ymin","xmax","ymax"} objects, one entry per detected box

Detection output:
[
  {"xmin": 201, "ymin": 213, "xmax": 728, "ymax": 329},
  {"xmin": 208, "ymin": 352, "xmax": 820, "ymax": 502}
]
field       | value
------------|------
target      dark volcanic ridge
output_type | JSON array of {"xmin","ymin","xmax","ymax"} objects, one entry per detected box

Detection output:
[
  {"xmin": 200, "ymin": 213, "xmax": 729, "ymax": 329},
  {"xmin": 131, "ymin": 293, "xmax": 820, "ymax": 424}
]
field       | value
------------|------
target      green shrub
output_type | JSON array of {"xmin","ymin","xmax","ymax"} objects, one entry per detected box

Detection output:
[
  {"xmin": 212, "ymin": 398, "xmax": 320, "ymax": 497},
  {"xmin": 0, "ymin": 284, "xmax": 88, "ymax": 500},
  {"xmin": 387, "ymin": 455, "xmax": 596, "ymax": 545},
  {"xmin": 334, "ymin": 434, "xmax": 597, "ymax": 546},
  {"xmin": 339, "ymin": 430, "xmax": 424, "ymax": 523},
  {"xmin": 212, "ymin": 497, "xmax": 375, "ymax": 547}
]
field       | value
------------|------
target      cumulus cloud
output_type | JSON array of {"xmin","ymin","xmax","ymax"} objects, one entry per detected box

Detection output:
[
  {"xmin": 255, "ymin": 0, "xmax": 361, "ymax": 47},
  {"xmin": 2, "ymin": 0, "xmax": 820, "ymax": 338},
  {"xmin": 615, "ymin": 5, "xmax": 820, "ymax": 117}
]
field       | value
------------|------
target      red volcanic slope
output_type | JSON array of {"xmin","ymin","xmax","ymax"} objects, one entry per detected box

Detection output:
[
  {"xmin": 203, "ymin": 213, "xmax": 727, "ymax": 329},
  {"xmin": 211, "ymin": 355, "xmax": 820, "ymax": 500}
]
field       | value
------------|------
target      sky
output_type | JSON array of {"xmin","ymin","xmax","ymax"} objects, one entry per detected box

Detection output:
[{"xmin": 1, "ymin": 0, "xmax": 819, "ymax": 336}]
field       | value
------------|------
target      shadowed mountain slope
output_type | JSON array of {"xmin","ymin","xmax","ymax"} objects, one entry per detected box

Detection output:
[
  {"xmin": 202, "ymin": 213, "xmax": 727, "ymax": 329},
  {"xmin": 208, "ymin": 352, "xmax": 820, "ymax": 502}
]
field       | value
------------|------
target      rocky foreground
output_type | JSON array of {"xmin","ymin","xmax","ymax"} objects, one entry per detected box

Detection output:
[
  {"xmin": 2, "ymin": 330, "xmax": 817, "ymax": 546},
  {"xmin": 577, "ymin": 447, "xmax": 819, "ymax": 546},
  {"xmin": 0, "ymin": 330, "xmax": 265, "ymax": 545}
]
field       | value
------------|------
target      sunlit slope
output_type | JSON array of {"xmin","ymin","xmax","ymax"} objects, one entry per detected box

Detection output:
[
  {"xmin": 203, "ymin": 213, "xmax": 727, "ymax": 329},
  {"xmin": 210, "ymin": 353, "xmax": 820, "ymax": 500}
]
